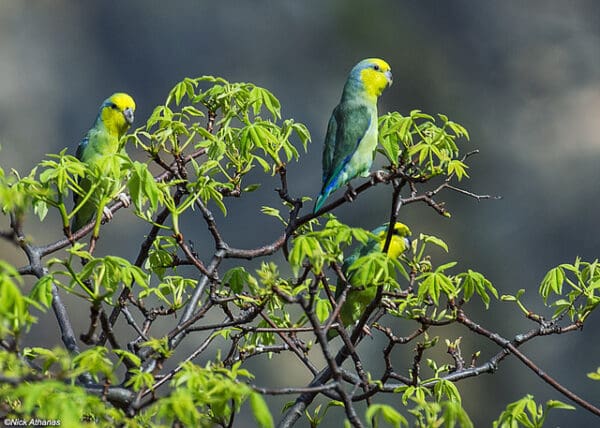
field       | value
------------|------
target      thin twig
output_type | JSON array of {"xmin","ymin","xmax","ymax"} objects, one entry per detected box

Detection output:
[
  {"xmin": 456, "ymin": 309, "xmax": 600, "ymax": 417},
  {"xmin": 252, "ymin": 383, "xmax": 339, "ymax": 395}
]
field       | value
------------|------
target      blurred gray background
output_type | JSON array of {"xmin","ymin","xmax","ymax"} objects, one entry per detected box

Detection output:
[{"xmin": 1, "ymin": 1, "xmax": 599, "ymax": 426}]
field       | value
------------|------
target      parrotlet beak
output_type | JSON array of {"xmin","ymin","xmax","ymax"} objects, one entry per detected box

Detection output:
[
  {"xmin": 385, "ymin": 70, "xmax": 393, "ymax": 87},
  {"xmin": 123, "ymin": 107, "xmax": 135, "ymax": 125}
]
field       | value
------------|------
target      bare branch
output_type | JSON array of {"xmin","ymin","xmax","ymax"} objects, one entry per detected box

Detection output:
[
  {"xmin": 252, "ymin": 383, "xmax": 339, "ymax": 395},
  {"xmin": 456, "ymin": 309, "xmax": 600, "ymax": 417}
]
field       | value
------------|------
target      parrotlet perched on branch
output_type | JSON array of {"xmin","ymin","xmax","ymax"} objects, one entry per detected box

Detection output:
[
  {"xmin": 328, "ymin": 222, "xmax": 411, "ymax": 340},
  {"xmin": 314, "ymin": 58, "xmax": 392, "ymax": 213},
  {"xmin": 71, "ymin": 93, "xmax": 135, "ymax": 233}
]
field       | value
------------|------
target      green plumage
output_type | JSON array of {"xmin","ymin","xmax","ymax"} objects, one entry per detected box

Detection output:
[
  {"xmin": 328, "ymin": 223, "xmax": 411, "ymax": 340},
  {"xmin": 314, "ymin": 58, "xmax": 392, "ymax": 213},
  {"xmin": 72, "ymin": 93, "xmax": 135, "ymax": 232}
]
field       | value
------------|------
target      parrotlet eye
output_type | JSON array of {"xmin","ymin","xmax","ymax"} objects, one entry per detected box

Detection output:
[{"xmin": 373, "ymin": 64, "xmax": 380, "ymax": 71}]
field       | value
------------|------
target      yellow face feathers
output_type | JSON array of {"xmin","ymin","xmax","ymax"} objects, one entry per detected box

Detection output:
[
  {"xmin": 109, "ymin": 93, "xmax": 136, "ymax": 113},
  {"xmin": 375, "ymin": 222, "xmax": 412, "ymax": 259},
  {"xmin": 359, "ymin": 58, "xmax": 393, "ymax": 98},
  {"xmin": 99, "ymin": 92, "xmax": 136, "ymax": 137},
  {"xmin": 391, "ymin": 222, "xmax": 411, "ymax": 238},
  {"xmin": 365, "ymin": 58, "xmax": 392, "ymax": 73}
]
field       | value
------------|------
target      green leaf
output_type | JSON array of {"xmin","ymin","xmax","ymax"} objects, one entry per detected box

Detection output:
[
  {"xmin": 0, "ymin": 270, "xmax": 37, "ymax": 334},
  {"xmin": 410, "ymin": 110, "xmax": 434, "ymax": 121},
  {"xmin": 459, "ymin": 269, "xmax": 497, "ymax": 308},
  {"xmin": 441, "ymin": 400, "xmax": 474, "ymax": 428},
  {"xmin": 417, "ymin": 270, "xmax": 456, "ymax": 305},
  {"xmin": 446, "ymin": 120, "xmax": 470, "ymax": 140},
  {"xmin": 243, "ymin": 183, "xmax": 261, "ymax": 192},
  {"xmin": 249, "ymin": 86, "xmax": 281, "ymax": 120},
  {"xmin": 261, "ymin": 206, "xmax": 285, "ymax": 224},
  {"xmin": 71, "ymin": 347, "xmax": 115, "ymax": 383},
  {"xmin": 249, "ymin": 392, "xmax": 274, "ymax": 428},
  {"xmin": 351, "ymin": 228, "xmax": 371, "ymax": 246},
  {"xmin": 315, "ymin": 299, "xmax": 331, "ymax": 323},
  {"xmin": 365, "ymin": 403, "xmax": 408, "ymax": 428},
  {"xmin": 587, "ymin": 368, "xmax": 600, "ymax": 380},
  {"xmin": 128, "ymin": 161, "xmax": 161, "ymax": 212},
  {"xmin": 289, "ymin": 235, "xmax": 324, "ymax": 275},
  {"xmin": 492, "ymin": 394, "xmax": 573, "ymax": 428},
  {"xmin": 33, "ymin": 199, "xmax": 48, "ymax": 221},
  {"xmin": 420, "ymin": 234, "xmax": 449, "ymax": 252},
  {"xmin": 254, "ymin": 154, "xmax": 272, "ymax": 173},
  {"xmin": 545, "ymin": 400, "xmax": 575, "ymax": 411},
  {"xmin": 539, "ymin": 266, "xmax": 565, "ymax": 304},
  {"xmin": 223, "ymin": 267, "xmax": 251, "ymax": 293},
  {"xmin": 30, "ymin": 275, "xmax": 54, "ymax": 309},
  {"xmin": 447, "ymin": 159, "xmax": 469, "ymax": 180},
  {"xmin": 125, "ymin": 368, "xmax": 155, "ymax": 392},
  {"xmin": 433, "ymin": 379, "xmax": 461, "ymax": 404},
  {"xmin": 113, "ymin": 349, "xmax": 141, "ymax": 368},
  {"xmin": 347, "ymin": 252, "xmax": 398, "ymax": 289}
]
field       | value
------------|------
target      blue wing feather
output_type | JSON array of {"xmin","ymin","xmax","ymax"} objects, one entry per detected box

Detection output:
[
  {"xmin": 315, "ymin": 103, "xmax": 370, "ymax": 212},
  {"xmin": 75, "ymin": 135, "xmax": 89, "ymax": 161}
]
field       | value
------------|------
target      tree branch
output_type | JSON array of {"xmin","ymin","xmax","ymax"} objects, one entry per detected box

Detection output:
[{"xmin": 456, "ymin": 308, "xmax": 600, "ymax": 417}]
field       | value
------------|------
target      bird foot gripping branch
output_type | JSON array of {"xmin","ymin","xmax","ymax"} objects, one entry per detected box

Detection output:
[
  {"xmin": 370, "ymin": 169, "xmax": 389, "ymax": 184},
  {"xmin": 102, "ymin": 206, "xmax": 114, "ymax": 222},
  {"xmin": 117, "ymin": 192, "xmax": 131, "ymax": 208},
  {"xmin": 101, "ymin": 193, "xmax": 131, "ymax": 224},
  {"xmin": 343, "ymin": 184, "xmax": 357, "ymax": 203}
]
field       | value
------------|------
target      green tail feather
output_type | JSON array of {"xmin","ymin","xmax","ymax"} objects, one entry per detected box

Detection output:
[{"xmin": 314, "ymin": 193, "xmax": 327, "ymax": 213}]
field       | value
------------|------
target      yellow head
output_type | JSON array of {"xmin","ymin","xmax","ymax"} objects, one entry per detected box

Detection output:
[
  {"xmin": 375, "ymin": 222, "xmax": 412, "ymax": 259},
  {"xmin": 99, "ymin": 92, "xmax": 136, "ymax": 138},
  {"xmin": 354, "ymin": 58, "xmax": 393, "ymax": 98}
]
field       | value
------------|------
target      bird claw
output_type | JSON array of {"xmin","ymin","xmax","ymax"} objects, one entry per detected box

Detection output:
[
  {"xmin": 101, "ymin": 194, "xmax": 129, "ymax": 224},
  {"xmin": 362, "ymin": 325, "xmax": 373, "ymax": 338},
  {"xmin": 344, "ymin": 185, "xmax": 357, "ymax": 202},
  {"xmin": 102, "ymin": 206, "xmax": 113, "ymax": 222},
  {"xmin": 382, "ymin": 298, "xmax": 395, "ymax": 311},
  {"xmin": 117, "ymin": 193, "xmax": 130, "ymax": 207},
  {"xmin": 371, "ymin": 170, "xmax": 387, "ymax": 184}
]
